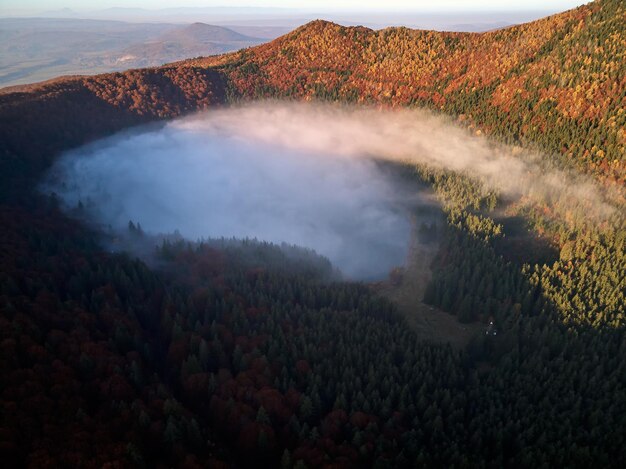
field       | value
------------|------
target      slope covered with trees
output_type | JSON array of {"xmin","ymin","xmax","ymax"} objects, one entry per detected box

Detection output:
[
  {"xmin": 201, "ymin": 0, "xmax": 625, "ymax": 189},
  {"xmin": 1, "ymin": 0, "xmax": 625, "ymax": 467},
  {"xmin": 2, "ymin": 205, "xmax": 624, "ymax": 467}
]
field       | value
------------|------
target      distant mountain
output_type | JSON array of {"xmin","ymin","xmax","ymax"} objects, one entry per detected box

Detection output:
[
  {"xmin": 161, "ymin": 22, "xmax": 259, "ymax": 44},
  {"xmin": 110, "ymin": 23, "xmax": 262, "ymax": 68},
  {"xmin": 0, "ymin": 18, "xmax": 265, "ymax": 87}
]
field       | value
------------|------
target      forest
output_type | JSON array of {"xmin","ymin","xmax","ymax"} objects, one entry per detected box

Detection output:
[{"xmin": 0, "ymin": 0, "xmax": 625, "ymax": 467}]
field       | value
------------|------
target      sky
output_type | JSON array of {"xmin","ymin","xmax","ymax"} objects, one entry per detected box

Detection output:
[{"xmin": 2, "ymin": 1, "xmax": 589, "ymax": 14}]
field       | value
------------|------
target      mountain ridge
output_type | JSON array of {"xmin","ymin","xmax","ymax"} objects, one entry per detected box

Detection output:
[
  {"xmin": 160, "ymin": 22, "xmax": 260, "ymax": 43},
  {"xmin": 113, "ymin": 22, "xmax": 263, "ymax": 69},
  {"xmin": 0, "ymin": 0, "xmax": 624, "ymax": 195},
  {"xmin": 196, "ymin": 0, "xmax": 624, "ymax": 187}
]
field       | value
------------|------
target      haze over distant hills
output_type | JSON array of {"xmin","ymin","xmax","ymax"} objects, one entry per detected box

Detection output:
[
  {"xmin": 0, "ymin": 18, "xmax": 266, "ymax": 88},
  {"xmin": 11, "ymin": 4, "xmax": 581, "ymax": 30},
  {"xmin": 112, "ymin": 22, "xmax": 264, "ymax": 69}
]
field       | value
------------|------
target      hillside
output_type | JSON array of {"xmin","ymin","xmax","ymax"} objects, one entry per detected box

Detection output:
[
  {"xmin": 198, "ymin": 0, "xmax": 624, "ymax": 188},
  {"xmin": 1, "ymin": 0, "xmax": 625, "ymax": 467}
]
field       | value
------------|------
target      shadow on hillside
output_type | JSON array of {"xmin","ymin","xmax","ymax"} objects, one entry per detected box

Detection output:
[{"xmin": 0, "ymin": 67, "xmax": 228, "ymax": 202}]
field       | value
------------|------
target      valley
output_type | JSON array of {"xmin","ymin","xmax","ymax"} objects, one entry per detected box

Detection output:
[{"xmin": 0, "ymin": 0, "xmax": 624, "ymax": 467}]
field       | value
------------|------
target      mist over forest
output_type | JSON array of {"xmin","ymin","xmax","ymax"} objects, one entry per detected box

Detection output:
[
  {"xmin": 45, "ymin": 105, "xmax": 417, "ymax": 280},
  {"xmin": 45, "ymin": 101, "xmax": 619, "ymax": 276}
]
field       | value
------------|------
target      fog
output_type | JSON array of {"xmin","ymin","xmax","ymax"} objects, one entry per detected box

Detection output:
[
  {"xmin": 193, "ymin": 103, "xmax": 614, "ymax": 220},
  {"xmin": 46, "ymin": 102, "xmax": 613, "ymax": 279},
  {"xmin": 47, "ymin": 110, "xmax": 419, "ymax": 280}
]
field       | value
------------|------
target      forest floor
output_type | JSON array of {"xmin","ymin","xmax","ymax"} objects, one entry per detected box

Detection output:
[{"xmin": 374, "ymin": 221, "xmax": 483, "ymax": 348}]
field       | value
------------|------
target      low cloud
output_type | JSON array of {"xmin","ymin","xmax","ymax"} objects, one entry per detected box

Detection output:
[
  {"xmin": 197, "ymin": 102, "xmax": 615, "ymax": 220},
  {"xmin": 46, "ymin": 108, "xmax": 417, "ymax": 280},
  {"xmin": 45, "ymin": 102, "xmax": 613, "ymax": 279}
]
